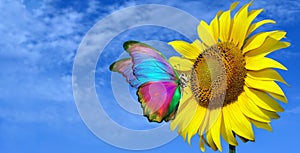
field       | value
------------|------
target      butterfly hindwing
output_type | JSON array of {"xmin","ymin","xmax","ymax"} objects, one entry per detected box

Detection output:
[{"xmin": 137, "ymin": 81, "xmax": 181, "ymax": 123}]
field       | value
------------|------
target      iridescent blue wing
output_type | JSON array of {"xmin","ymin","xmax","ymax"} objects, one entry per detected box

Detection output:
[
  {"xmin": 110, "ymin": 41, "xmax": 179, "ymax": 87},
  {"xmin": 124, "ymin": 41, "xmax": 178, "ymax": 83}
]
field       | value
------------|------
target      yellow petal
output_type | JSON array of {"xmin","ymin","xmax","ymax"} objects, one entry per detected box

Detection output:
[
  {"xmin": 237, "ymin": 92, "xmax": 270, "ymax": 122},
  {"xmin": 206, "ymin": 130, "xmax": 218, "ymax": 151},
  {"xmin": 235, "ymin": 8, "xmax": 263, "ymax": 48},
  {"xmin": 260, "ymin": 108, "xmax": 280, "ymax": 119},
  {"xmin": 269, "ymin": 31, "xmax": 286, "ymax": 40},
  {"xmin": 230, "ymin": 3, "xmax": 251, "ymax": 48},
  {"xmin": 177, "ymin": 85, "xmax": 193, "ymax": 109},
  {"xmin": 168, "ymin": 40, "xmax": 200, "ymax": 59},
  {"xmin": 247, "ymin": 69, "xmax": 288, "ymax": 85},
  {"xmin": 242, "ymin": 31, "xmax": 277, "ymax": 54},
  {"xmin": 246, "ymin": 38, "xmax": 290, "ymax": 58},
  {"xmin": 269, "ymin": 92, "xmax": 288, "ymax": 103},
  {"xmin": 219, "ymin": 10, "xmax": 232, "ymax": 42},
  {"xmin": 248, "ymin": 9, "xmax": 264, "ymax": 23},
  {"xmin": 192, "ymin": 39, "xmax": 206, "ymax": 52},
  {"xmin": 172, "ymin": 97, "xmax": 198, "ymax": 138},
  {"xmin": 249, "ymin": 119, "xmax": 272, "ymax": 131},
  {"xmin": 236, "ymin": 134, "xmax": 250, "ymax": 143},
  {"xmin": 245, "ymin": 77, "xmax": 286, "ymax": 97},
  {"xmin": 244, "ymin": 86, "xmax": 284, "ymax": 112},
  {"xmin": 199, "ymin": 136, "xmax": 205, "ymax": 152},
  {"xmin": 247, "ymin": 19, "xmax": 275, "ymax": 37},
  {"xmin": 246, "ymin": 57, "xmax": 287, "ymax": 71},
  {"xmin": 198, "ymin": 21, "xmax": 216, "ymax": 46},
  {"xmin": 216, "ymin": 10, "xmax": 223, "ymax": 17},
  {"xmin": 170, "ymin": 93, "xmax": 193, "ymax": 131},
  {"xmin": 221, "ymin": 106, "xmax": 238, "ymax": 146},
  {"xmin": 210, "ymin": 15, "xmax": 219, "ymax": 42},
  {"xmin": 210, "ymin": 112, "xmax": 222, "ymax": 151},
  {"xmin": 230, "ymin": 1, "xmax": 240, "ymax": 10},
  {"xmin": 169, "ymin": 56, "xmax": 193, "ymax": 72},
  {"xmin": 227, "ymin": 102, "xmax": 254, "ymax": 140},
  {"xmin": 198, "ymin": 107, "xmax": 222, "ymax": 136},
  {"xmin": 183, "ymin": 105, "xmax": 206, "ymax": 144}
]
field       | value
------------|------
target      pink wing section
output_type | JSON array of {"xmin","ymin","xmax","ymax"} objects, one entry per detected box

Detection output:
[{"xmin": 137, "ymin": 81, "xmax": 179, "ymax": 123}]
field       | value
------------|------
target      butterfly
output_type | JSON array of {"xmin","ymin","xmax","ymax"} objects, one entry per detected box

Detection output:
[{"xmin": 110, "ymin": 41, "xmax": 187, "ymax": 123}]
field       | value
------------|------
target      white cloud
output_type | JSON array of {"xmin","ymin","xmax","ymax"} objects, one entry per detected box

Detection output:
[
  {"xmin": 254, "ymin": 0, "xmax": 300, "ymax": 24},
  {"xmin": 275, "ymin": 50, "xmax": 300, "ymax": 59},
  {"xmin": 86, "ymin": 0, "xmax": 101, "ymax": 14},
  {"xmin": 286, "ymin": 106, "xmax": 300, "ymax": 114},
  {"xmin": 0, "ymin": 0, "xmax": 93, "ymax": 126},
  {"xmin": 0, "ymin": 104, "xmax": 80, "ymax": 124}
]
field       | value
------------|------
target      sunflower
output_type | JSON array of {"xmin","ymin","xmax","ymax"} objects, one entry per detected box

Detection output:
[{"xmin": 168, "ymin": 1, "xmax": 290, "ymax": 152}]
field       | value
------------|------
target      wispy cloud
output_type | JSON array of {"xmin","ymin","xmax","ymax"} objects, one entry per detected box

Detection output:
[
  {"xmin": 254, "ymin": 0, "xmax": 300, "ymax": 24},
  {"xmin": 0, "ymin": 0, "xmax": 97, "ymax": 125},
  {"xmin": 286, "ymin": 106, "xmax": 300, "ymax": 114},
  {"xmin": 0, "ymin": 105, "xmax": 79, "ymax": 123},
  {"xmin": 270, "ymin": 50, "xmax": 300, "ymax": 60}
]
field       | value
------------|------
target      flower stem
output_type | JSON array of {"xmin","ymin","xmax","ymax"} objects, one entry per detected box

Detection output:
[{"xmin": 229, "ymin": 144, "xmax": 236, "ymax": 153}]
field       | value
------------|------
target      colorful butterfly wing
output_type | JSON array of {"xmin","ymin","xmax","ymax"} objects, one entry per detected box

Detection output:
[
  {"xmin": 123, "ymin": 41, "xmax": 178, "ymax": 84},
  {"xmin": 137, "ymin": 81, "xmax": 181, "ymax": 123},
  {"xmin": 109, "ymin": 58, "xmax": 141, "ymax": 88},
  {"xmin": 110, "ymin": 40, "xmax": 181, "ymax": 122}
]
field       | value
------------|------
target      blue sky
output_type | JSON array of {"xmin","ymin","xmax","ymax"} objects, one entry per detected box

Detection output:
[{"xmin": 1, "ymin": 0, "xmax": 300, "ymax": 153}]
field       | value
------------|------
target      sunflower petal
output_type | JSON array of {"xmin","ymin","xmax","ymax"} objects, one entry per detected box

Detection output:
[
  {"xmin": 210, "ymin": 15, "xmax": 220, "ymax": 42},
  {"xmin": 199, "ymin": 136, "xmax": 205, "ymax": 152},
  {"xmin": 269, "ymin": 92, "xmax": 288, "ymax": 103},
  {"xmin": 245, "ymin": 77, "xmax": 286, "ymax": 97},
  {"xmin": 237, "ymin": 92, "xmax": 270, "ymax": 122},
  {"xmin": 221, "ymin": 106, "xmax": 238, "ymax": 145},
  {"xmin": 244, "ymin": 86, "xmax": 284, "ymax": 112},
  {"xmin": 198, "ymin": 21, "xmax": 216, "ymax": 46},
  {"xmin": 237, "ymin": 135, "xmax": 250, "ymax": 143},
  {"xmin": 177, "ymin": 85, "xmax": 193, "ymax": 110},
  {"xmin": 168, "ymin": 40, "xmax": 200, "ymax": 59},
  {"xmin": 249, "ymin": 119, "xmax": 272, "ymax": 131},
  {"xmin": 170, "ymin": 91, "xmax": 194, "ymax": 131},
  {"xmin": 230, "ymin": 1, "xmax": 240, "ymax": 10},
  {"xmin": 260, "ymin": 108, "xmax": 280, "ymax": 119},
  {"xmin": 243, "ymin": 31, "xmax": 277, "ymax": 54},
  {"xmin": 227, "ymin": 103, "xmax": 255, "ymax": 140},
  {"xmin": 269, "ymin": 31, "xmax": 286, "ymax": 40},
  {"xmin": 216, "ymin": 10, "xmax": 223, "ymax": 17},
  {"xmin": 246, "ymin": 37, "xmax": 290, "ymax": 58},
  {"xmin": 206, "ymin": 130, "xmax": 218, "ymax": 151},
  {"xmin": 246, "ymin": 57, "xmax": 287, "ymax": 71},
  {"xmin": 210, "ymin": 113, "xmax": 222, "ymax": 151},
  {"xmin": 169, "ymin": 56, "xmax": 193, "ymax": 72},
  {"xmin": 248, "ymin": 9, "xmax": 264, "ymax": 24},
  {"xmin": 183, "ymin": 106, "xmax": 206, "ymax": 144},
  {"xmin": 192, "ymin": 39, "xmax": 206, "ymax": 52},
  {"xmin": 247, "ymin": 19, "xmax": 276, "ymax": 37},
  {"xmin": 230, "ymin": 3, "xmax": 251, "ymax": 48},
  {"xmin": 247, "ymin": 69, "xmax": 288, "ymax": 85},
  {"xmin": 219, "ymin": 10, "xmax": 232, "ymax": 42},
  {"xmin": 173, "ymin": 98, "xmax": 198, "ymax": 137}
]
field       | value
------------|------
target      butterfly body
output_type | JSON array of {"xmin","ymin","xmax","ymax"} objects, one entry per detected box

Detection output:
[{"xmin": 110, "ymin": 41, "xmax": 185, "ymax": 123}]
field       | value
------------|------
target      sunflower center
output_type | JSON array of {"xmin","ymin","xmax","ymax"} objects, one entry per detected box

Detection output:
[{"xmin": 190, "ymin": 42, "xmax": 246, "ymax": 108}]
